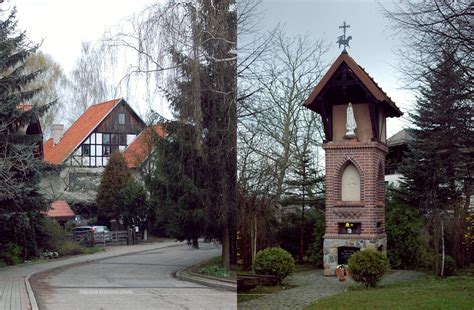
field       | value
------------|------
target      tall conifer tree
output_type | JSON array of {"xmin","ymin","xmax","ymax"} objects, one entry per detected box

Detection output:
[
  {"xmin": 0, "ymin": 9, "xmax": 49, "ymax": 258},
  {"xmin": 402, "ymin": 51, "xmax": 473, "ymax": 273},
  {"xmin": 96, "ymin": 152, "xmax": 131, "ymax": 225},
  {"xmin": 150, "ymin": 0, "xmax": 237, "ymax": 268}
]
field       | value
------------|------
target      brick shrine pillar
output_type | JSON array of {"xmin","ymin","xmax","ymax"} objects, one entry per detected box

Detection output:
[{"xmin": 303, "ymin": 51, "xmax": 402, "ymax": 276}]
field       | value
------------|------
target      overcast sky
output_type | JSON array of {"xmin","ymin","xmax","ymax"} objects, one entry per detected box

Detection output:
[
  {"xmin": 9, "ymin": 0, "xmax": 413, "ymax": 136},
  {"xmin": 256, "ymin": 0, "xmax": 414, "ymax": 136},
  {"xmin": 13, "ymin": 0, "xmax": 156, "ymax": 73}
]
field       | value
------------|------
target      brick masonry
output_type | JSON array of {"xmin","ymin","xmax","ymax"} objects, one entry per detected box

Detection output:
[{"xmin": 323, "ymin": 139, "xmax": 388, "ymax": 276}]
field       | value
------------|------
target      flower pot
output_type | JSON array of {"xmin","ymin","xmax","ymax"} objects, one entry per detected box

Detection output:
[{"xmin": 336, "ymin": 266, "xmax": 346, "ymax": 282}]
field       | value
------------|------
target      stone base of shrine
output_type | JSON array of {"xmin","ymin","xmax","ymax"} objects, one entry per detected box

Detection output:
[{"xmin": 323, "ymin": 235, "xmax": 387, "ymax": 276}]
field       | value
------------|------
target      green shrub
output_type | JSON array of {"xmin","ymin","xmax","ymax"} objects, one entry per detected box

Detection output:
[
  {"xmin": 307, "ymin": 210, "xmax": 325, "ymax": 267},
  {"xmin": 278, "ymin": 210, "xmax": 319, "ymax": 260},
  {"xmin": 0, "ymin": 242, "xmax": 23, "ymax": 265},
  {"xmin": 58, "ymin": 241, "xmax": 85, "ymax": 256},
  {"xmin": 385, "ymin": 189, "xmax": 425, "ymax": 269},
  {"xmin": 348, "ymin": 249, "xmax": 389, "ymax": 288},
  {"xmin": 82, "ymin": 246, "xmax": 104, "ymax": 255},
  {"xmin": 437, "ymin": 255, "xmax": 456, "ymax": 277},
  {"xmin": 200, "ymin": 265, "xmax": 229, "ymax": 278},
  {"xmin": 37, "ymin": 218, "xmax": 67, "ymax": 252},
  {"xmin": 254, "ymin": 247, "xmax": 295, "ymax": 283}
]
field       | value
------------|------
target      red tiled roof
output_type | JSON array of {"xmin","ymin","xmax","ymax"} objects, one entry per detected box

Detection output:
[
  {"xmin": 47, "ymin": 200, "xmax": 75, "ymax": 219},
  {"xmin": 17, "ymin": 103, "xmax": 33, "ymax": 111},
  {"xmin": 304, "ymin": 52, "xmax": 402, "ymax": 117},
  {"xmin": 123, "ymin": 124, "xmax": 165, "ymax": 168},
  {"xmin": 43, "ymin": 99, "xmax": 122, "ymax": 164}
]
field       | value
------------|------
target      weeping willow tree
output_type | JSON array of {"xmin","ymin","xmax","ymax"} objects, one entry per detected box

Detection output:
[{"xmin": 107, "ymin": 0, "xmax": 237, "ymax": 269}]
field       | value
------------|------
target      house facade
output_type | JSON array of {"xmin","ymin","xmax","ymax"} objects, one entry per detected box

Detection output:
[
  {"xmin": 40, "ymin": 98, "xmax": 161, "ymax": 205},
  {"xmin": 384, "ymin": 129, "xmax": 411, "ymax": 187}
]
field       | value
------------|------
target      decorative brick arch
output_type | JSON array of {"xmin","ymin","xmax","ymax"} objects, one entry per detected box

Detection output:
[{"xmin": 335, "ymin": 157, "xmax": 365, "ymax": 202}]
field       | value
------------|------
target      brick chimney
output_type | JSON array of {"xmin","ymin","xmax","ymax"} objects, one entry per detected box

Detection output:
[{"xmin": 52, "ymin": 124, "xmax": 64, "ymax": 145}]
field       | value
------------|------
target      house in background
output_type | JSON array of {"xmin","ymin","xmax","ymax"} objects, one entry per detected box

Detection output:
[
  {"xmin": 384, "ymin": 129, "xmax": 473, "ymax": 211},
  {"xmin": 43, "ymin": 98, "xmax": 146, "ymax": 167},
  {"xmin": 40, "ymin": 98, "xmax": 162, "ymax": 206},
  {"xmin": 123, "ymin": 124, "xmax": 165, "ymax": 177},
  {"xmin": 384, "ymin": 129, "xmax": 412, "ymax": 187},
  {"xmin": 17, "ymin": 103, "xmax": 44, "ymax": 159},
  {"xmin": 46, "ymin": 200, "xmax": 76, "ymax": 226}
]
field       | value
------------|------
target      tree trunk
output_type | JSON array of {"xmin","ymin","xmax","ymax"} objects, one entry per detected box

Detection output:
[
  {"xmin": 441, "ymin": 218, "xmax": 445, "ymax": 277},
  {"xmin": 252, "ymin": 212, "xmax": 257, "ymax": 264},
  {"xmin": 192, "ymin": 237, "xmax": 199, "ymax": 249},
  {"xmin": 300, "ymin": 199, "xmax": 305, "ymax": 263},
  {"xmin": 222, "ymin": 226, "xmax": 230, "ymax": 270},
  {"xmin": 190, "ymin": 5, "xmax": 203, "ymax": 153}
]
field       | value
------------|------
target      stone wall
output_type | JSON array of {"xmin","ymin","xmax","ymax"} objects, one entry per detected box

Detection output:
[{"xmin": 323, "ymin": 237, "xmax": 387, "ymax": 276}]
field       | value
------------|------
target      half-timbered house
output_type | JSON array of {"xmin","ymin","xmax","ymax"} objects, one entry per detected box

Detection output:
[{"xmin": 40, "ymin": 98, "xmax": 162, "ymax": 205}]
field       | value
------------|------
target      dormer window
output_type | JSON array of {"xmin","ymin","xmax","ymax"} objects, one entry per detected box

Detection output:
[{"xmin": 119, "ymin": 113, "xmax": 125, "ymax": 125}]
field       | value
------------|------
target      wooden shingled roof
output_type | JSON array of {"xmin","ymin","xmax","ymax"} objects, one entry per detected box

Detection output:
[
  {"xmin": 43, "ymin": 99, "xmax": 122, "ymax": 164},
  {"xmin": 304, "ymin": 51, "xmax": 402, "ymax": 118}
]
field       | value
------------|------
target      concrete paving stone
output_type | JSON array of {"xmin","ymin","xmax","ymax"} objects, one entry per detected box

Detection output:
[{"xmin": 238, "ymin": 269, "xmax": 424, "ymax": 310}]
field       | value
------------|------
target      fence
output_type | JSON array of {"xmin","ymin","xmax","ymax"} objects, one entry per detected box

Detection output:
[{"xmin": 72, "ymin": 230, "xmax": 143, "ymax": 247}]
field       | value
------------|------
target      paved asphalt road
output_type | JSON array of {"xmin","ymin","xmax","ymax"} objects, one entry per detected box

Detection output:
[{"xmin": 31, "ymin": 242, "xmax": 236, "ymax": 310}]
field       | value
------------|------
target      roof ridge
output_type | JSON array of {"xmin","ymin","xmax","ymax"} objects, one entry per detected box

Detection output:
[
  {"xmin": 43, "ymin": 99, "xmax": 123, "ymax": 163},
  {"xmin": 89, "ymin": 98, "xmax": 122, "ymax": 107}
]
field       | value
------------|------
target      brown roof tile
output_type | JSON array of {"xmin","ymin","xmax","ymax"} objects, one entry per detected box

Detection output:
[
  {"xmin": 304, "ymin": 52, "xmax": 402, "ymax": 117},
  {"xmin": 123, "ymin": 124, "xmax": 165, "ymax": 168},
  {"xmin": 43, "ymin": 99, "xmax": 121, "ymax": 164},
  {"xmin": 47, "ymin": 200, "xmax": 75, "ymax": 219}
]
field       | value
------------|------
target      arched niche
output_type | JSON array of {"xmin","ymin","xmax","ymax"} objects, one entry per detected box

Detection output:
[{"xmin": 341, "ymin": 163, "xmax": 361, "ymax": 201}]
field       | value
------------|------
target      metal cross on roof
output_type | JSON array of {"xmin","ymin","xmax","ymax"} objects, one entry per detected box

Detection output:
[{"xmin": 337, "ymin": 21, "xmax": 352, "ymax": 51}]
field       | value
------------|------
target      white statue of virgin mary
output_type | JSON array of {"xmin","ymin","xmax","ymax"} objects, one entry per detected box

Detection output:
[{"xmin": 345, "ymin": 102, "xmax": 357, "ymax": 138}]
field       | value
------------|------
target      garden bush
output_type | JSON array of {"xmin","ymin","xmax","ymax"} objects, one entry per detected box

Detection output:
[
  {"xmin": 37, "ymin": 218, "xmax": 67, "ymax": 252},
  {"xmin": 58, "ymin": 241, "xmax": 85, "ymax": 256},
  {"xmin": 385, "ymin": 189, "xmax": 425, "ymax": 269},
  {"xmin": 254, "ymin": 247, "xmax": 295, "ymax": 283},
  {"xmin": 348, "ymin": 249, "xmax": 389, "ymax": 287},
  {"xmin": 436, "ymin": 255, "xmax": 456, "ymax": 277},
  {"xmin": 307, "ymin": 210, "xmax": 325, "ymax": 267},
  {"xmin": 278, "ymin": 210, "xmax": 318, "ymax": 260},
  {"xmin": 0, "ymin": 242, "xmax": 23, "ymax": 265}
]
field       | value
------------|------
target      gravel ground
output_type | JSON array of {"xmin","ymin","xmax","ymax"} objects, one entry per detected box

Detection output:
[{"xmin": 238, "ymin": 269, "xmax": 424, "ymax": 310}]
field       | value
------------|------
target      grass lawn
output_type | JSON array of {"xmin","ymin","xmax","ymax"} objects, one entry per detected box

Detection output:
[
  {"xmin": 307, "ymin": 275, "xmax": 474, "ymax": 309},
  {"xmin": 238, "ymin": 283, "xmax": 298, "ymax": 303},
  {"xmin": 237, "ymin": 263, "xmax": 309, "ymax": 304}
]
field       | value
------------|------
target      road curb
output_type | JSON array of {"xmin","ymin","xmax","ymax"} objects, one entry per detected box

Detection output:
[
  {"xmin": 175, "ymin": 265, "xmax": 237, "ymax": 292},
  {"xmin": 25, "ymin": 241, "xmax": 183, "ymax": 310}
]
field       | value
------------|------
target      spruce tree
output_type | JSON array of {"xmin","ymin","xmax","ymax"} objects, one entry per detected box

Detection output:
[
  {"xmin": 150, "ymin": 1, "xmax": 237, "ymax": 267},
  {"xmin": 284, "ymin": 147, "xmax": 323, "ymax": 263},
  {"xmin": 151, "ymin": 122, "xmax": 207, "ymax": 248},
  {"xmin": 120, "ymin": 179, "xmax": 149, "ymax": 231},
  {"xmin": 0, "ymin": 9, "xmax": 49, "ymax": 259},
  {"xmin": 96, "ymin": 152, "xmax": 131, "ymax": 225},
  {"xmin": 401, "ymin": 51, "xmax": 473, "ymax": 273}
]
